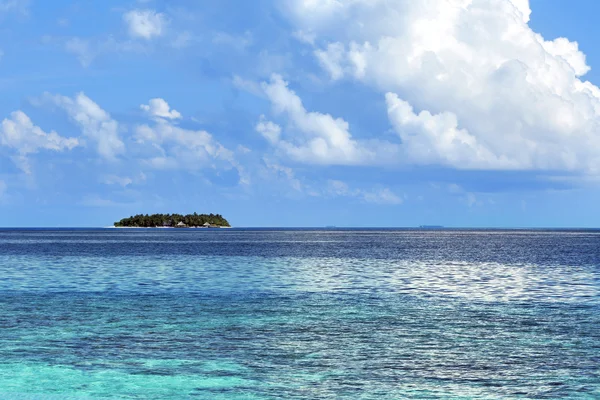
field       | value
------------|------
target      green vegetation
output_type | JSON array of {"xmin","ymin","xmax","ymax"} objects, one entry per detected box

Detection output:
[{"xmin": 114, "ymin": 213, "xmax": 230, "ymax": 228}]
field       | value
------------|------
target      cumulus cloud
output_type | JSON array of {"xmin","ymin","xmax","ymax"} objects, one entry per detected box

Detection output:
[
  {"xmin": 258, "ymin": 74, "xmax": 397, "ymax": 165},
  {"xmin": 135, "ymin": 122, "xmax": 233, "ymax": 167},
  {"xmin": 315, "ymin": 42, "xmax": 346, "ymax": 80},
  {"xmin": 0, "ymin": 111, "xmax": 79, "ymax": 173},
  {"xmin": 0, "ymin": 111, "xmax": 79, "ymax": 154},
  {"xmin": 385, "ymin": 93, "xmax": 514, "ymax": 169},
  {"xmin": 43, "ymin": 92, "xmax": 125, "ymax": 160},
  {"xmin": 123, "ymin": 9, "xmax": 167, "ymax": 40},
  {"xmin": 141, "ymin": 98, "xmax": 182, "ymax": 120},
  {"xmin": 135, "ymin": 100, "xmax": 238, "ymax": 175},
  {"xmin": 255, "ymin": 115, "xmax": 281, "ymax": 144},
  {"xmin": 284, "ymin": 0, "xmax": 600, "ymax": 174}
]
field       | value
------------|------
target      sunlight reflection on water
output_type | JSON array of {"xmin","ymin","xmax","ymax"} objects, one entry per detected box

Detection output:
[{"xmin": 0, "ymin": 255, "xmax": 597, "ymax": 303}]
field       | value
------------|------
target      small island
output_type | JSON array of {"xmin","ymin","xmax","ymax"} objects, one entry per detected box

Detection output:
[{"xmin": 114, "ymin": 213, "xmax": 231, "ymax": 228}]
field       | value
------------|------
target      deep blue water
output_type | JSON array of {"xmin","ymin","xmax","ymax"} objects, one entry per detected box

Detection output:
[{"xmin": 0, "ymin": 229, "xmax": 598, "ymax": 399}]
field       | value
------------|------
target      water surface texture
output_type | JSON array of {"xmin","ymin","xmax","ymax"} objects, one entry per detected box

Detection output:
[{"xmin": 0, "ymin": 229, "xmax": 599, "ymax": 399}]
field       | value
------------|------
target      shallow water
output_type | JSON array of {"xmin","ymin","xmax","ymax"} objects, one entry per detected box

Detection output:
[{"xmin": 0, "ymin": 229, "xmax": 599, "ymax": 398}]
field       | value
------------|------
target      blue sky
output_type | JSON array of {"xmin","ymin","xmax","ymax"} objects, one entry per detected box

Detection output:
[{"xmin": 1, "ymin": 0, "xmax": 600, "ymax": 227}]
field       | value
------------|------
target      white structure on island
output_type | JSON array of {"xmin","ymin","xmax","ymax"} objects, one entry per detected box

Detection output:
[
  {"xmin": 203, "ymin": 222, "xmax": 211, "ymax": 228},
  {"xmin": 176, "ymin": 221, "xmax": 187, "ymax": 228}
]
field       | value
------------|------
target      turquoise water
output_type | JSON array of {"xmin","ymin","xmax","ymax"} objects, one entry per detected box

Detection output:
[{"xmin": 0, "ymin": 229, "xmax": 599, "ymax": 398}]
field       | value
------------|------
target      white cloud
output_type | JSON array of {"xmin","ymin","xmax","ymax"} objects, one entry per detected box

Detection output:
[
  {"xmin": 327, "ymin": 179, "xmax": 403, "ymax": 205},
  {"xmin": 436, "ymin": 182, "xmax": 484, "ymax": 207},
  {"xmin": 257, "ymin": 162, "xmax": 402, "ymax": 202},
  {"xmin": 123, "ymin": 9, "xmax": 167, "ymax": 40},
  {"xmin": 465, "ymin": 192, "xmax": 480, "ymax": 207},
  {"xmin": 0, "ymin": 111, "xmax": 79, "ymax": 154},
  {"xmin": 232, "ymin": 75, "xmax": 264, "ymax": 97},
  {"xmin": 65, "ymin": 38, "xmax": 93, "ymax": 67},
  {"xmin": 134, "ymin": 104, "xmax": 238, "ymax": 175},
  {"xmin": 259, "ymin": 74, "xmax": 397, "ymax": 165},
  {"xmin": 255, "ymin": 116, "xmax": 281, "ymax": 144},
  {"xmin": 385, "ymin": 93, "xmax": 513, "ymax": 169},
  {"xmin": 285, "ymin": 0, "xmax": 600, "ymax": 174},
  {"xmin": 447, "ymin": 183, "xmax": 463, "ymax": 194},
  {"xmin": 102, "ymin": 175, "xmax": 133, "ymax": 187},
  {"xmin": 135, "ymin": 123, "xmax": 223, "ymax": 158},
  {"xmin": 0, "ymin": 111, "xmax": 79, "ymax": 173},
  {"xmin": 327, "ymin": 179, "xmax": 351, "ymax": 196},
  {"xmin": 43, "ymin": 92, "xmax": 125, "ymax": 160},
  {"xmin": 362, "ymin": 188, "xmax": 403, "ymax": 205},
  {"xmin": 140, "ymin": 98, "xmax": 182, "ymax": 120},
  {"xmin": 508, "ymin": 0, "xmax": 531, "ymax": 23},
  {"xmin": 292, "ymin": 30, "xmax": 317, "ymax": 45},
  {"xmin": 236, "ymin": 145, "xmax": 251, "ymax": 154},
  {"xmin": 315, "ymin": 42, "xmax": 346, "ymax": 80},
  {"xmin": 263, "ymin": 158, "xmax": 304, "ymax": 192},
  {"xmin": 135, "ymin": 121, "xmax": 234, "ymax": 169}
]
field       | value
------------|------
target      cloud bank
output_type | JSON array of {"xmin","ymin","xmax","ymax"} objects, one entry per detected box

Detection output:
[{"xmin": 284, "ymin": 0, "xmax": 600, "ymax": 174}]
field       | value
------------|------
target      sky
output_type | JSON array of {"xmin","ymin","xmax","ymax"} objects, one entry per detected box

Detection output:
[{"xmin": 1, "ymin": 0, "xmax": 600, "ymax": 227}]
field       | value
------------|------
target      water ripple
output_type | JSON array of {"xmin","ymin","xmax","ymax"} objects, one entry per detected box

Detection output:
[{"xmin": 0, "ymin": 229, "xmax": 598, "ymax": 398}]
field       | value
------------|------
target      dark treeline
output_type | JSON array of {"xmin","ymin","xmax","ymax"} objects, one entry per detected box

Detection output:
[{"xmin": 114, "ymin": 213, "xmax": 230, "ymax": 227}]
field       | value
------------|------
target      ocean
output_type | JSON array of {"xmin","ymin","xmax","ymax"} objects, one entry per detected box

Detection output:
[{"xmin": 0, "ymin": 228, "xmax": 598, "ymax": 399}]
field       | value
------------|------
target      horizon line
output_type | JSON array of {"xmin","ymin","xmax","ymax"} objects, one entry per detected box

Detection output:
[{"xmin": 2, "ymin": 226, "xmax": 600, "ymax": 230}]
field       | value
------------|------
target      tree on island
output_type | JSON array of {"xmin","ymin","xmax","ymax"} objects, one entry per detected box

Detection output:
[{"xmin": 114, "ymin": 213, "xmax": 230, "ymax": 227}]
